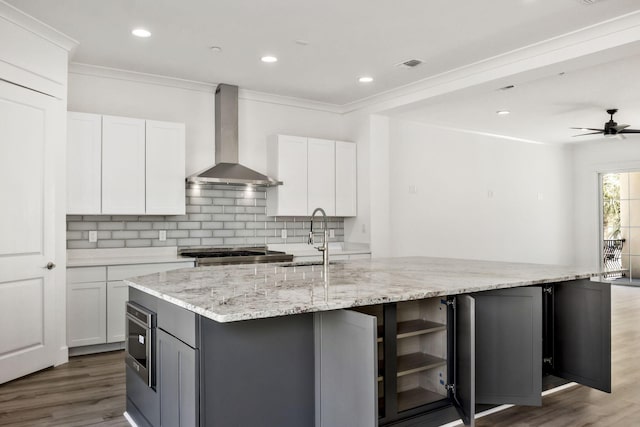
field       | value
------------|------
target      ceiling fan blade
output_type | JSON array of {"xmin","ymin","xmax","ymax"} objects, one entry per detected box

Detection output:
[
  {"xmin": 618, "ymin": 129, "xmax": 640, "ymax": 134},
  {"xmin": 614, "ymin": 124, "xmax": 630, "ymax": 131},
  {"xmin": 570, "ymin": 127, "xmax": 604, "ymax": 132},
  {"xmin": 572, "ymin": 131, "xmax": 603, "ymax": 137}
]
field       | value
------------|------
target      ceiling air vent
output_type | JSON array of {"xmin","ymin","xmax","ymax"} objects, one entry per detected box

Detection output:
[
  {"xmin": 396, "ymin": 59, "xmax": 423, "ymax": 69},
  {"xmin": 578, "ymin": 0, "xmax": 600, "ymax": 4}
]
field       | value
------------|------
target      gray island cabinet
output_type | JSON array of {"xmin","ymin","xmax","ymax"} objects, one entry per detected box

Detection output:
[{"xmin": 123, "ymin": 257, "xmax": 610, "ymax": 427}]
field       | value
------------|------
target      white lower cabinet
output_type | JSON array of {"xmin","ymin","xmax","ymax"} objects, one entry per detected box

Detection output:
[
  {"xmin": 67, "ymin": 281, "xmax": 107, "ymax": 347},
  {"xmin": 67, "ymin": 261, "xmax": 193, "ymax": 351},
  {"xmin": 106, "ymin": 281, "xmax": 129, "ymax": 343}
]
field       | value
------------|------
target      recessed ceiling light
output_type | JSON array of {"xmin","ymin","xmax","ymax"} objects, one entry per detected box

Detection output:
[
  {"xmin": 261, "ymin": 56, "xmax": 278, "ymax": 63},
  {"xmin": 496, "ymin": 110, "xmax": 511, "ymax": 115},
  {"xmin": 294, "ymin": 39, "xmax": 310, "ymax": 46},
  {"xmin": 131, "ymin": 28, "xmax": 151, "ymax": 38},
  {"xmin": 359, "ymin": 76, "xmax": 374, "ymax": 83},
  {"xmin": 210, "ymin": 46, "xmax": 222, "ymax": 53}
]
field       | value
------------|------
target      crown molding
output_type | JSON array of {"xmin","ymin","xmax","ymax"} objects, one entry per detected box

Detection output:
[
  {"xmin": 341, "ymin": 10, "xmax": 640, "ymax": 115},
  {"xmin": 69, "ymin": 62, "xmax": 343, "ymax": 114},
  {"xmin": 238, "ymin": 88, "xmax": 342, "ymax": 114},
  {"xmin": 0, "ymin": 0, "xmax": 78, "ymax": 52},
  {"xmin": 69, "ymin": 62, "xmax": 216, "ymax": 93}
]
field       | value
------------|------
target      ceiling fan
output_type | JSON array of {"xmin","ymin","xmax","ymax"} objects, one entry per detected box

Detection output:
[{"xmin": 571, "ymin": 109, "xmax": 640, "ymax": 139}]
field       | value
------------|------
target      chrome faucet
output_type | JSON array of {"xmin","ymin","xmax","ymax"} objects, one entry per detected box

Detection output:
[{"xmin": 309, "ymin": 207, "xmax": 329, "ymax": 268}]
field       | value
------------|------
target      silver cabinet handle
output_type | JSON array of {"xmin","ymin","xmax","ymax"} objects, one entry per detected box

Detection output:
[{"xmin": 45, "ymin": 262, "xmax": 56, "ymax": 270}]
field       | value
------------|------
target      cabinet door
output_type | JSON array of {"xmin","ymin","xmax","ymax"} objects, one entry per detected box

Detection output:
[
  {"xmin": 146, "ymin": 120, "xmax": 186, "ymax": 214},
  {"xmin": 67, "ymin": 112, "xmax": 102, "ymax": 214},
  {"xmin": 157, "ymin": 329, "xmax": 198, "ymax": 427},
  {"xmin": 102, "ymin": 115, "xmax": 146, "ymax": 214},
  {"xmin": 335, "ymin": 141, "xmax": 357, "ymax": 217},
  {"xmin": 307, "ymin": 138, "xmax": 335, "ymax": 216},
  {"xmin": 266, "ymin": 135, "xmax": 308, "ymax": 216},
  {"xmin": 106, "ymin": 280, "xmax": 128, "ymax": 343},
  {"xmin": 314, "ymin": 310, "xmax": 377, "ymax": 427},
  {"xmin": 552, "ymin": 280, "xmax": 611, "ymax": 393},
  {"xmin": 474, "ymin": 287, "xmax": 542, "ymax": 406},
  {"xmin": 452, "ymin": 295, "xmax": 475, "ymax": 427},
  {"xmin": 67, "ymin": 282, "xmax": 107, "ymax": 347}
]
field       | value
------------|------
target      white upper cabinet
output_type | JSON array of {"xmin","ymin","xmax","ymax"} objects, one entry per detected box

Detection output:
[
  {"xmin": 267, "ymin": 135, "xmax": 308, "ymax": 216},
  {"xmin": 102, "ymin": 115, "xmax": 146, "ymax": 214},
  {"xmin": 308, "ymin": 138, "xmax": 335, "ymax": 216},
  {"xmin": 146, "ymin": 120, "xmax": 186, "ymax": 214},
  {"xmin": 67, "ymin": 112, "xmax": 102, "ymax": 214},
  {"xmin": 335, "ymin": 141, "xmax": 357, "ymax": 217},
  {"xmin": 67, "ymin": 113, "xmax": 186, "ymax": 215},
  {"xmin": 267, "ymin": 135, "xmax": 357, "ymax": 217}
]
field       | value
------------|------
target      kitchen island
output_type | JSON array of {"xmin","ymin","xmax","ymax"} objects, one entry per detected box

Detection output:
[{"xmin": 124, "ymin": 257, "xmax": 609, "ymax": 427}]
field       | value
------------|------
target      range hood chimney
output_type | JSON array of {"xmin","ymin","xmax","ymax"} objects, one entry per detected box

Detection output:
[{"xmin": 187, "ymin": 84, "xmax": 282, "ymax": 186}]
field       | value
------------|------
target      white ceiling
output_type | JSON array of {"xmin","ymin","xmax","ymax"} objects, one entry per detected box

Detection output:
[
  {"xmin": 387, "ymin": 47, "xmax": 640, "ymax": 144},
  {"xmin": 7, "ymin": 0, "xmax": 640, "ymax": 105}
]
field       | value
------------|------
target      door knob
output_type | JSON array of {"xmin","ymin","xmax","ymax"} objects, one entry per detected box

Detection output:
[{"xmin": 45, "ymin": 262, "xmax": 56, "ymax": 270}]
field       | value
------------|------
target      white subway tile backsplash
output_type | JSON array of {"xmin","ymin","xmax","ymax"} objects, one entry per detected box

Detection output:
[
  {"xmin": 189, "ymin": 230, "xmax": 213, "ymax": 238},
  {"xmin": 66, "ymin": 183, "xmax": 345, "ymax": 249},
  {"xmin": 98, "ymin": 239, "xmax": 125, "ymax": 248},
  {"xmin": 112, "ymin": 231, "xmax": 138, "ymax": 239},
  {"xmin": 201, "ymin": 205, "xmax": 224, "ymax": 213},
  {"xmin": 68, "ymin": 222, "xmax": 98, "ymax": 231},
  {"xmin": 126, "ymin": 239, "xmax": 153, "ymax": 247},
  {"xmin": 126, "ymin": 222, "xmax": 153, "ymax": 230},
  {"xmin": 178, "ymin": 222, "xmax": 200, "ymax": 230}
]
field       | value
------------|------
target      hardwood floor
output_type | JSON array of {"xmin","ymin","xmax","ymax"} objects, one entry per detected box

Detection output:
[
  {"xmin": 0, "ymin": 350, "xmax": 128, "ymax": 427},
  {"xmin": 0, "ymin": 285, "xmax": 638, "ymax": 427},
  {"xmin": 476, "ymin": 284, "xmax": 640, "ymax": 427}
]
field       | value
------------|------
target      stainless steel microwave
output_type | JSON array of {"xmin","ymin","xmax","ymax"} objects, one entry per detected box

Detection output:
[{"xmin": 125, "ymin": 301, "xmax": 155, "ymax": 388}]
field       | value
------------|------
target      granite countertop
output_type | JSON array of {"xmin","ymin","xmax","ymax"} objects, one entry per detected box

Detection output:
[
  {"xmin": 125, "ymin": 257, "xmax": 597, "ymax": 323},
  {"xmin": 67, "ymin": 247, "xmax": 195, "ymax": 267}
]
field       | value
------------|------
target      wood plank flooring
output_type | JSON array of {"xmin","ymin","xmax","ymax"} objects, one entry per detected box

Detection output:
[
  {"xmin": 0, "ymin": 350, "xmax": 128, "ymax": 426},
  {"xmin": 0, "ymin": 284, "xmax": 638, "ymax": 426}
]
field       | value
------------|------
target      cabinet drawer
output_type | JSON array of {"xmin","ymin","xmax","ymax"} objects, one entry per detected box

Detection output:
[
  {"xmin": 158, "ymin": 299, "xmax": 198, "ymax": 348},
  {"xmin": 67, "ymin": 267, "xmax": 107, "ymax": 283},
  {"xmin": 107, "ymin": 261, "xmax": 193, "ymax": 281}
]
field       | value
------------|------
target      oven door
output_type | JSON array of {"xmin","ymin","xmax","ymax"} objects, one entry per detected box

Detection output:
[{"xmin": 125, "ymin": 302, "xmax": 155, "ymax": 388}]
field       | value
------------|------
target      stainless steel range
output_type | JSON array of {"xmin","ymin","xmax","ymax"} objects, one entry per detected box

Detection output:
[{"xmin": 179, "ymin": 246, "xmax": 293, "ymax": 266}]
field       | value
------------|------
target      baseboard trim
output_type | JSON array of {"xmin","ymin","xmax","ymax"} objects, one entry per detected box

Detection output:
[
  {"xmin": 69, "ymin": 342, "xmax": 125, "ymax": 356},
  {"xmin": 123, "ymin": 411, "xmax": 139, "ymax": 427}
]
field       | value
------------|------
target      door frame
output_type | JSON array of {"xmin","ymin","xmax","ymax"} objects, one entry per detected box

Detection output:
[{"xmin": 597, "ymin": 166, "xmax": 640, "ymax": 282}]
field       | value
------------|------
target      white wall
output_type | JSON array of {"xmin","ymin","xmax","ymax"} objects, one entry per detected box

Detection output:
[
  {"xmin": 67, "ymin": 71, "xmax": 344, "ymax": 178},
  {"xmin": 341, "ymin": 110, "xmax": 372, "ymax": 245},
  {"xmin": 571, "ymin": 140, "xmax": 640, "ymax": 269},
  {"xmin": 385, "ymin": 119, "xmax": 575, "ymax": 264}
]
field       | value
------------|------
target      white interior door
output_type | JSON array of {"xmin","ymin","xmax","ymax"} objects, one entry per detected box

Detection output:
[{"xmin": 0, "ymin": 80, "xmax": 58, "ymax": 384}]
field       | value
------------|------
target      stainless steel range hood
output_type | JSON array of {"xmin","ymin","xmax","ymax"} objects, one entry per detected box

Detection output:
[{"xmin": 187, "ymin": 84, "xmax": 282, "ymax": 186}]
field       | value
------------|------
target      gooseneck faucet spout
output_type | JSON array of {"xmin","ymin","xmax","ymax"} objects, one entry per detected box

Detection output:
[{"xmin": 309, "ymin": 207, "xmax": 329, "ymax": 269}]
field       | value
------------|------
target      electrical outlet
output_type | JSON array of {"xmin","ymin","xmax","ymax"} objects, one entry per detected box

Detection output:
[
  {"xmin": 329, "ymin": 229, "xmax": 335, "ymax": 238},
  {"xmin": 88, "ymin": 230, "xmax": 97, "ymax": 243},
  {"xmin": 159, "ymin": 230, "xmax": 167, "ymax": 241},
  {"xmin": 281, "ymin": 229, "xmax": 287, "ymax": 239}
]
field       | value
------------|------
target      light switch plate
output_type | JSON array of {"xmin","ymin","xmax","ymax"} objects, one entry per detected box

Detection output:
[
  {"xmin": 88, "ymin": 230, "xmax": 97, "ymax": 243},
  {"xmin": 329, "ymin": 229, "xmax": 335, "ymax": 238},
  {"xmin": 281, "ymin": 229, "xmax": 287, "ymax": 239},
  {"xmin": 159, "ymin": 230, "xmax": 167, "ymax": 241}
]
